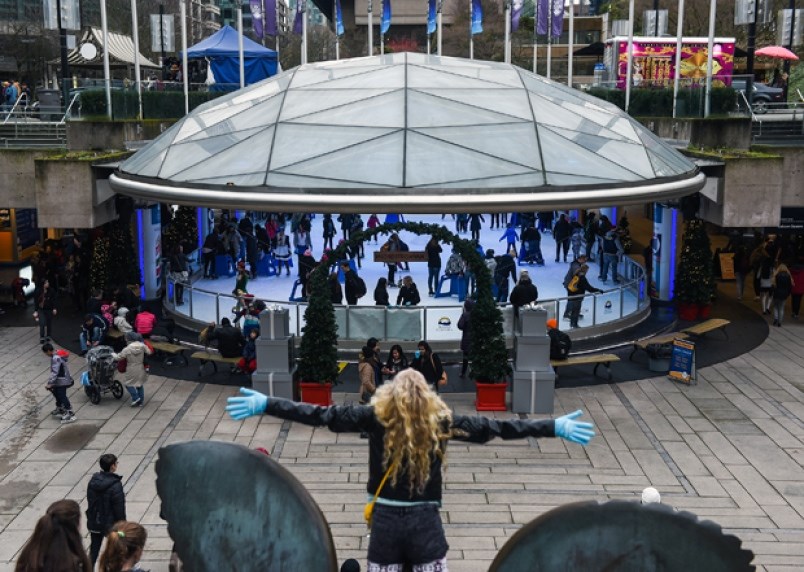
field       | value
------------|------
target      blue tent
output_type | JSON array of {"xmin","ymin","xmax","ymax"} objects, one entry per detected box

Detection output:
[{"xmin": 183, "ymin": 25, "xmax": 278, "ymax": 89}]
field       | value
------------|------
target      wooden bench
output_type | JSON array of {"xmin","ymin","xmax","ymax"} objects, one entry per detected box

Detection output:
[
  {"xmin": 191, "ymin": 350, "xmax": 241, "ymax": 376},
  {"xmin": 150, "ymin": 341, "xmax": 189, "ymax": 367},
  {"xmin": 629, "ymin": 332, "xmax": 689, "ymax": 361},
  {"xmin": 681, "ymin": 319, "xmax": 730, "ymax": 340},
  {"xmin": 373, "ymin": 251, "xmax": 428, "ymax": 264},
  {"xmin": 551, "ymin": 353, "xmax": 621, "ymax": 381}
]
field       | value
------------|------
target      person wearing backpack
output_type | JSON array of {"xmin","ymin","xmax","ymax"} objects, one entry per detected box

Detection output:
[
  {"xmin": 562, "ymin": 255, "xmax": 588, "ymax": 320},
  {"xmin": 86, "ymin": 453, "xmax": 127, "ymax": 568},
  {"xmin": 566, "ymin": 264, "xmax": 601, "ymax": 329},
  {"xmin": 546, "ymin": 319, "xmax": 572, "ymax": 360},
  {"xmin": 342, "ymin": 262, "xmax": 366, "ymax": 305},
  {"xmin": 42, "ymin": 343, "xmax": 76, "ymax": 423}
]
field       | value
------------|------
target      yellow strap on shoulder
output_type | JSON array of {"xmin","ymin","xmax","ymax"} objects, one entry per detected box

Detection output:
[{"xmin": 364, "ymin": 463, "xmax": 395, "ymax": 527}]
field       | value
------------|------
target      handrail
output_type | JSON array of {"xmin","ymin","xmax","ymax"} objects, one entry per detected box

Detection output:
[
  {"xmin": 798, "ymin": 89, "xmax": 804, "ymax": 103},
  {"xmin": 164, "ymin": 256, "xmax": 648, "ymax": 341},
  {"xmin": 739, "ymin": 90, "xmax": 757, "ymax": 122},
  {"xmin": 2, "ymin": 94, "xmax": 24, "ymax": 125},
  {"xmin": 58, "ymin": 93, "xmax": 81, "ymax": 125}
]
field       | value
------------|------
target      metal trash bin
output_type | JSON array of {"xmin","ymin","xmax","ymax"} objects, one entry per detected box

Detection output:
[{"xmin": 35, "ymin": 89, "xmax": 62, "ymax": 121}]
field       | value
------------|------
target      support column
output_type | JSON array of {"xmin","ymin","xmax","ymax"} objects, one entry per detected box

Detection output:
[
  {"xmin": 137, "ymin": 205, "xmax": 162, "ymax": 300},
  {"xmin": 651, "ymin": 203, "xmax": 678, "ymax": 301},
  {"xmin": 599, "ymin": 207, "xmax": 617, "ymax": 225}
]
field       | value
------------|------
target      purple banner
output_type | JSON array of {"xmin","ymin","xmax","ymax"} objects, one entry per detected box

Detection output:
[
  {"xmin": 551, "ymin": 0, "xmax": 565, "ymax": 38},
  {"xmin": 511, "ymin": 0, "xmax": 524, "ymax": 32},
  {"xmin": 293, "ymin": 0, "xmax": 303, "ymax": 35},
  {"xmin": 250, "ymin": 0, "xmax": 263, "ymax": 38},
  {"xmin": 251, "ymin": 0, "xmax": 277, "ymax": 38},
  {"xmin": 536, "ymin": 0, "xmax": 549, "ymax": 35}
]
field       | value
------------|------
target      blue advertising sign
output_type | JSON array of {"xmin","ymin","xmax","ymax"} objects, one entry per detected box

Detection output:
[{"xmin": 668, "ymin": 338, "xmax": 695, "ymax": 384}]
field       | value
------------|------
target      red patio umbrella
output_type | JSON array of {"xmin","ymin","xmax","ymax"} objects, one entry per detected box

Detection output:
[{"xmin": 755, "ymin": 46, "xmax": 799, "ymax": 60}]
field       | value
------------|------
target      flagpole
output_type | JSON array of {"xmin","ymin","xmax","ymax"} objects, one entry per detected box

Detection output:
[
  {"xmin": 334, "ymin": 0, "xmax": 340, "ymax": 59},
  {"xmin": 704, "ymin": 0, "xmax": 715, "ymax": 117},
  {"xmin": 100, "ymin": 0, "xmax": 111, "ymax": 119},
  {"xmin": 275, "ymin": 0, "xmax": 279, "ymax": 52},
  {"xmin": 532, "ymin": 0, "xmax": 538, "ymax": 73},
  {"xmin": 469, "ymin": 0, "xmax": 473, "ymax": 59},
  {"xmin": 671, "ymin": 0, "xmax": 685, "ymax": 118},
  {"xmin": 261, "ymin": 0, "xmax": 267, "ymax": 46},
  {"xmin": 568, "ymin": 0, "xmax": 574, "ymax": 86},
  {"xmin": 504, "ymin": 0, "xmax": 511, "ymax": 63},
  {"xmin": 368, "ymin": 0, "xmax": 373, "ymax": 56},
  {"xmin": 130, "ymin": 0, "xmax": 142, "ymax": 119},
  {"xmin": 624, "ymin": 0, "xmax": 635, "ymax": 112},
  {"xmin": 237, "ymin": 8, "xmax": 245, "ymax": 86},
  {"xmin": 437, "ymin": 0, "xmax": 443, "ymax": 56},
  {"xmin": 547, "ymin": 0, "xmax": 552, "ymax": 78},
  {"xmin": 301, "ymin": 0, "xmax": 308, "ymax": 64},
  {"xmin": 181, "ymin": 0, "xmax": 188, "ymax": 115}
]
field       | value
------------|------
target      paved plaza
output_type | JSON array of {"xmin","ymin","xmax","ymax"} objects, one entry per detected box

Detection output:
[{"xmin": 0, "ymin": 307, "xmax": 803, "ymax": 570}]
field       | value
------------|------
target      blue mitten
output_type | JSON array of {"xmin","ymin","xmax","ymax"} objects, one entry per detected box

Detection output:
[
  {"xmin": 225, "ymin": 387, "xmax": 268, "ymax": 420},
  {"xmin": 554, "ymin": 410, "xmax": 595, "ymax": 445}
]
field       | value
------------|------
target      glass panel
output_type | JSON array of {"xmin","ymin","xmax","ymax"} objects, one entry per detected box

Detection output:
[
  {"xmin": 182, "ymin": 172, "xmax": 267, "ymax": 186},
  {"xmin": 347, "ymin": 307, "xmax": 386, "ymax": 341},
  {"xmin": 417, "ymin": 171, "xmax": 544, "ymax": 189},
  {"xmin": 500, "ymin": 305, "xmax": 515, "ymax": 338},
  {"xmin": 230, "ymin": 73, "xmax": 291, "ymax": 104},
  {"xmin": 189, "ymin": 287, "xmax": 219, "ymax": 323},
  {"xmin": 265, "ymin": 172, "xmax": 382, "ymax": 189},
  {"xmin": 270, "ymin": 124, "xmax": 399, "ymax": 169},
  {"xmin": 177, "ymin": 126, "xmax": 275, "ymax": 181},
  {"xmin": 386, "ymin": 307, "xmax": 422, "ymax": 341},
  {"xmin": 187, "ymin": 94, "xmax": 284, "ymax": 140},
  {"xmin": 520, "ymin": 71, "xmax": 615, "ymax": 114},
  {"xmin": 537, "ymin": 127, "xmax": 642, "ymax": 182},
  {"xmin": 333, "ymin": 305, "xmax": 349, "ymax": 339},
  {"xmin": 161, "ymin": 127, "xmax": 264, "ymax": 179},
  {"xmin": 279, "ymin": 88, "xmax": 396, "ymax": 121},
  {"xmin": 416, "ymin": 64, "xmax": 523, "ymax": 87},
  {"xmin": 406, "ymin": 131, "xmax": 533, "ymax": 187},
  {"xmin": 646, "ymin": 151, "xmax": 681, "ymax": 177},
  {"xmin": 192, "ymin": 98, "xmax": 258, "ymax": 130},
  {"xmin": 408, "ymin": 64, "xmax": 513, "ymax": 89},
  {"xmin": 635, "ymin": 125, "xmax": 695, "ymax": 173},
  {"xmin": 593, "ymin": 290, "xmax": 621, "ymax": 325},
  {"xmin": 289, "ymin": 89, "xmax": 405, "ymax": 128},
  {"xmin": 275, "ymin": 131, "xmax": 404, "ymax": 186},
  {"xmin": 408, "ymin": 89, "xmax": 528, "ymax": 128},
  {"xmin": 413, "ymin": 123, "xmax": 542, "ymax": 171},
  {"xmin": 415, "ymin": 88, "xmax": 533, "ymax": 120},
  {"xmin": 545, "ymin": 172, "xmax": 620, "ymax": 186},
  {"xmin": 304, "ymin": 65, "xmax": 405, "ymax": 90},
  {"xmin": 424, "ymin": 306, "xmax": 463, "ymax": 341},
  {"xmin": 120, "ymin": 121, "xmax": 181, "ymax": 174},
  {"xmin": 546, "ymin": 128, "xmax": 655, "ymax": 178},
  {"xmin": 133, "ymin": 149, "xmax": 167, "ymax": 179}
]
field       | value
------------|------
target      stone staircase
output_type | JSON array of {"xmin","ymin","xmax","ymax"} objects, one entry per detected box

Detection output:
[{"xmin": 0, "ymin": 120, "xmax": 67, "ymax": 149}]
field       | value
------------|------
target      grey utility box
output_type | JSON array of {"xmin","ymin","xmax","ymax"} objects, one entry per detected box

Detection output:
[
  {"xmin": 259, "ymin": 308, "xmax": 290, "ymax": 339},
  {"xmin": 511, "ymin": 368, "xmax": 556, "ymax": 414}
]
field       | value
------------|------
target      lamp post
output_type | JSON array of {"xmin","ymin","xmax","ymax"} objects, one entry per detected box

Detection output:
[{"xmin": 55, "ymin": 0, "xmax": 71, "ymax": 112}]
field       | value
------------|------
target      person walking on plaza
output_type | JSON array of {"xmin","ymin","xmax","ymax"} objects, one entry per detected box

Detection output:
[
  {"xmin": 425, "ymin": 236, "xmax": 442, "ymax": 297},
  {"xmin": 771, "ymin": 263, "xmax": 794, "ymax": 327},
  {"xmin": 86, "ymin": 454, "xmax": 127, "ymax": 567},
  {"xmin": 457, "ymin": 299, "xmax": 474, "ymax": 378},
  {"xmin": 225, "ymin": 370, "xmax": 594, "ymax": 571},
  {"xmin": 98, "ymin": 521, "xmax": 148, "ymax": 572},
  {"xmin": 553, "ymin": 213, "xmax": 571, "ymax": 263},
  {"xmin": 382, "ymin": 344, "xmax": 409, "ymax": 380},
  {"xmin": 790, "ymin": 263, "xmax": 804, "ymax": 319},
  {"xmin": 758, "ymin": 254, "xmax": 775, "ymax": 314},
  {"xmin": 33, "ymin": 278, "xmax": 57, "ymax": 344},
  {"xmin": 113, "ymin": 332, "xmax": 152, "ymax": 407},
  {"xmin": 599, "ymin": 229, "xmax": 624, "ymax": 284},
  {"xmin": 42, "ymin": 343, "xmax": 76, "ymax": 423},
  {"xmin": 14, "ymin": 500, "xmax": 92, "ymax": 572},
  {"xmin": 566, "ymin": 264, "xmax": 602, "ymax": 329},
  {"xmin": 396, "ymin": 275, "xmax": 421, "ymax": 307},
  {"xmin": 358, "ymin": 345, "xmax": 379, "ymax": 404},
  {"xmin": 411, "ymin": 341, "xmax": 444, "ymax": 393}
]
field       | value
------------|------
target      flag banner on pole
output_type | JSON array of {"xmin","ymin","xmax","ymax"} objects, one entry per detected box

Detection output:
[
  {"xmin": 336, "ymin": 0, "xmax": 345, "ymax": 35},
  {"xmin": 551, "ymin": 0, "xmax": 565, "ymax": 38},
  {"xmin": 250, "ymin": 0, "xmax": 264, "ymax": 38},
  {"xmin": 536, "ymin": 0, "xmax": 549, "ymax": 35},
  {"xmin": 471, "ymin": 0, "xmax": 483, "ymax": 34},
  {"xmin": 428, "ymin": 0, "xmax": 436, "ymax": 34},
  {"xmin": 265, "ymin": 0, "xmax": 278, "ymax": 36},
  {"xmin": 293, "ymin": 0, "xmax": 303, "ymax": 35},
  {"xmin": 511, "ymin": 0, "xmax": 524, "ymax": 32},
  {"xmin": 381, "ymin": 0, "xmax": 392, "ymax": 34}
]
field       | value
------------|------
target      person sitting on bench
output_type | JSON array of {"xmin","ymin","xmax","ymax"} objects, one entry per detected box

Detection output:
[{"xmin": 207, "ymin": 318, "xmax": 244, "ymax": 359}]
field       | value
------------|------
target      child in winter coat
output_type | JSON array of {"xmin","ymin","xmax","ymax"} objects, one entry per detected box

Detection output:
[
  {"xmin": 237, "ymin": 328, "xmax": 259, "ymax": 375},
  {"xmin": 113, "ymin": 332, "xmax": 153, "ymax": 407},
  {"xmin": 42, "ymin": 344, "xmax": 75, "ymax": 423}
]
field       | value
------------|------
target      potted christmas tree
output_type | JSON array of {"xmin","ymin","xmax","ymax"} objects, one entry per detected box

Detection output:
[
  {"xmin": 674, "ymin": 218, "xmax": 715, "ymax": 321},
  {"xmin": 469, "ymin": 285, "xmax": 512, "ymax": 411},
  {"xmin": 297, "ymin": 266, "xmax": 340, "ymax": 405}
]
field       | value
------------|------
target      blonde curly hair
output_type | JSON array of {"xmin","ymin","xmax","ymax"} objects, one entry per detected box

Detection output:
[{"xmin": 371, "ymin": 369, "xmax": 453, "ymax": 495}]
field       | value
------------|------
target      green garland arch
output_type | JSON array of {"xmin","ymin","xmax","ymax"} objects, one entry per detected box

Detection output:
[{"xmin": 297, "ymin": 222, "xmax": 511, "ymax": 384}]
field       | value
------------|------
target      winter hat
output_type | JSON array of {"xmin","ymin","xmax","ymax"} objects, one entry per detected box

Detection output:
[
  {"xmin": 641, "ymin": 487, "xmax": 661, "ymax": 504},
  {"xmin": 546, "ymin": 319, "xmax": 558, "ymax": 329},
  {"xmin": 117, "ymin": 307, "xmax": 129, "ymax": 317}
]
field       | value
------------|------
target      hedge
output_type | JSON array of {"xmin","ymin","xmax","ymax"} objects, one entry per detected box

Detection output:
[
  {"xmin": 587, "ymin": 86, "xmax": 737, "ymax": 118},
  {"xmin": 77, "ymin": 89, "xmax": 225, "ymax": 120}
]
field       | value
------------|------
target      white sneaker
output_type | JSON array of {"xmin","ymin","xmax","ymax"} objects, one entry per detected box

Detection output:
[
  {"xmin": 130, "ymin": 398, "xmax": 142, "ymax": 407},
  {"xmin": 60, "ymin": 412, "xmax": 77, "ymax": 424}
]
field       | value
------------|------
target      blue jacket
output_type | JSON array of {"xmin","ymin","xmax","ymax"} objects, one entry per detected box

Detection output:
[
  {"xmin": 243, "ymin": 337, "xmax": 257, "ymax": 361},
  {"xmin": 499, "ymin": 228, "xmax": 519, "ymax": 243}
]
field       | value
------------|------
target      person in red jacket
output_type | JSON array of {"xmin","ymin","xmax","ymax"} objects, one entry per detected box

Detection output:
[
  {"xmin": 133, "ymin": 308, "xmax": 157, "ymax": 337},
  {"xmin": 788, "ymin": 263, "xmax": 803, "ymax": 319}
]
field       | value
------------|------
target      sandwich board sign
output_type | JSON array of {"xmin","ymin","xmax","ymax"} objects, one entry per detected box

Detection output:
[{"xmin": 669, "ymin": 339, "xmax": 696, "ymax": 384}]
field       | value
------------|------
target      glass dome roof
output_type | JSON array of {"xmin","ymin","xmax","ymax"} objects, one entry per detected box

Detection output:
[{"xmin": 111, "ymin": 52, "xmax": 704, "ymax": 212}]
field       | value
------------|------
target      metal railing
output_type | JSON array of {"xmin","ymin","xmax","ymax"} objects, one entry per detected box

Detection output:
[
  {"xmin": 164, "ymin": 257, "xmax": 648, "ymax": 343},
  {"xmin": 1, "ymin": 94, "xmax": 25, "ymax": 124}
]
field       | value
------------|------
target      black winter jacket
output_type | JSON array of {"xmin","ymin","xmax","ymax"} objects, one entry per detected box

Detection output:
[
  {"xmin": 264, "ymin": 398, "xmax": 555, "ymax": 504},
  {"xmin": 209, "ymin": 325, "xmax": 245, "ymax": 358},
  {"xmin": 86, "ymin": 471, "xmax": 126, "ymax": 534}
]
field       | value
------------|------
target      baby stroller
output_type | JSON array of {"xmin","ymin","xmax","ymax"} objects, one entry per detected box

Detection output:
[{"xmin": 83, "ymin": 346, "xmax": 124, "ymax": 405}]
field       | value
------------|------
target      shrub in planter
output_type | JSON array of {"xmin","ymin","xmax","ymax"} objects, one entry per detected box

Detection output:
[
  {"xmin": 674, "ymin": 218, "xmax": 716, "ymax": 314},
  {"xmin": 468, "ymin": 290, "xmax": 511, "ymax": 384},
  {"xmin": 297, "ymin": 267, "xmax": 340, "ymax": 386}
]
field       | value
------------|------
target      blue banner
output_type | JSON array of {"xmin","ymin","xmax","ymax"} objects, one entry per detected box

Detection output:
[
  {"xmin": 381, "ymin": 0, "xmax": 392, "ymax": 34},
  {"xmin": 336, "ymin": 0, "xmax": 344, "ymax": 36},
  {"xmin": 427, "ymin": 0, "xmax": 436, "ymax": 35},
  {"xmin": 471, "ymin": 0, "xmax": 483, "ymax": 35}
]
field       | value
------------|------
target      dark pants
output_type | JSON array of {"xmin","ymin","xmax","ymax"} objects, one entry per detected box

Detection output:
[
  {"xmin": 471, "ymin": 228, "xmax": 480, "ymax": 242},
  {"xmin": 203, "ymin": 252, "xmax": 215, "ymax": 277},
  {"xmin": 38, "ymin": 312, "xmax": 54, "ymax": 340},
  {"xmin": 792, "ymin": 294, "xmax": 802, "ymax": 317},
  {"xmin": 555, "ymin": 238, "xmax": 569, "ymax": 262},
  {"xmin": 568, "ymin": 297, "xmax": 583, "ymax": 327},
  {"xmin": 387, "ymin": 263, "xmax": 397, "ymax": 286},
  {"xmin": 52, "ymin": 385, "xmax": 72, "ymax": 412},
  {"xmin": 368, "ymin": 504, "xmax": 448, "ymax": 566},
  {"xmin": 428, "ymin": 266, "xmax": 440, "ymax": 294},
  {"xmin": 90, "ymin": 532, "xmax": 104, "ymax": 568}
]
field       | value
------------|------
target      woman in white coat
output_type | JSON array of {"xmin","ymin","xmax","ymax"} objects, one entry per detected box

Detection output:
[{"xmin": 113, "ymin": 331, "xmax": 153, "ymax": 407}]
